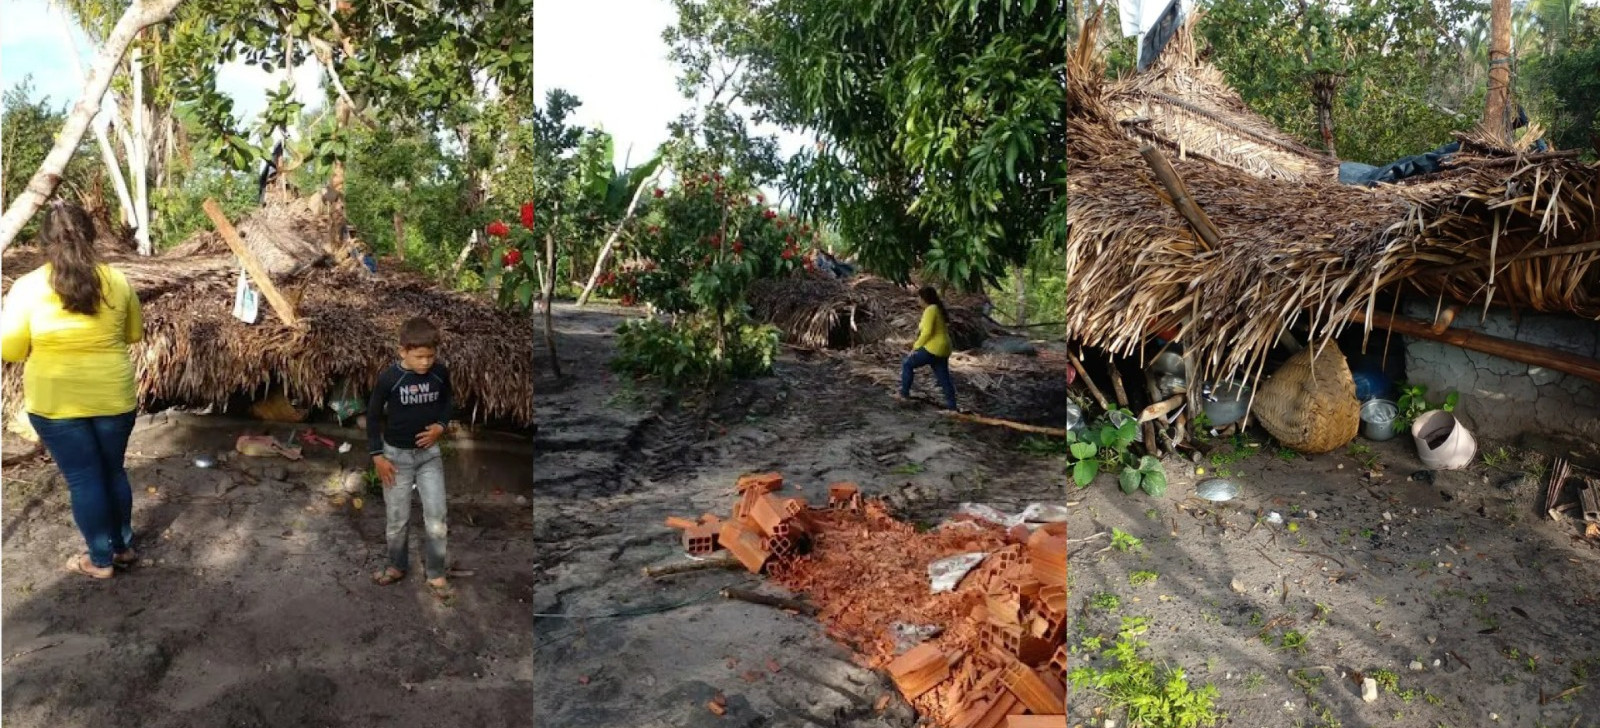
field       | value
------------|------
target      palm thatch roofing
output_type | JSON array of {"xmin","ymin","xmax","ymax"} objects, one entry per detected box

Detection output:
[
  {"xmin": 747, "ymin": 275, "xmax": 990, "ymax": 351},
  {"xmin": 1068, "ymin": 13, "xmax": 1600, "ymax": 389},
  {"xmin": 2, "ymin": 200, "xmax": 533, "ymax": 426}
]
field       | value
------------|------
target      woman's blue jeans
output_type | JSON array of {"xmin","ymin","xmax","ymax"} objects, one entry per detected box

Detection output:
[
  {"xmin": 900, "ymin": 348, "xmax": 957, "ymax": 410},
  {"xmin": 28, "ymin": 411, "xmax": 138, "ymax": 568}
]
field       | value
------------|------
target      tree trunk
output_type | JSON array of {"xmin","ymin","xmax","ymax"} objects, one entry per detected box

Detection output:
[
  {"xmin": 1011, "ymin": 263, "xmax": 1027, "ymax": 327},
  {"xmin": 542, "ymin": 231, "xmax": 562, "ymax": 378},
  {"xmin": 326, "ymin": 98, "xmax": 350, "ymax": 255},
  {"xmin": 450, "ymin": 230, "xmax": 478, "ymax": 284},
  {"xmin": 131, "ymin": 38, "xmax": 152, "ymax": 255},
  {"xmin": 1484, "ymin": 0, "xmax": 1513, "ymax": 144},
  {"xmin": 0, "ymin": 0, "xmax": 183, "ymax": 253},
  {"xmin": 56, "ymin": 13, "xmax": 137, "ymax": 228},
  {"xmin": 577, "ymin": 167, "xmax": 661, "ymax": 306}
]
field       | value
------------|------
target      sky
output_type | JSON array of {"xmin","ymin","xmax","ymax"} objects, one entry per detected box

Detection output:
[
  {"xmin": 533, "ymin": 0, "xmax": 807, "ymax": 173},
  {"xmin": 0, "ymin": 0, "xmax": 324, "ymax": 124}
]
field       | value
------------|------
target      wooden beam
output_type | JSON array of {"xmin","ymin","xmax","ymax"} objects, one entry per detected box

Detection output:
[
  {"xmin": 1139, "ymin": 144, "xmax": 1220, "ymax": 251},
  {"xmin": 943, "ymin": 411, "xmax": 1067, "ymax": 437},
  {"xmin": 202, "ymin": 198, "xmax": 300, "ymax": 327},
  {"xmin": 1354, "ymin": 310, "xmax": 1600, "ymax": 384}
]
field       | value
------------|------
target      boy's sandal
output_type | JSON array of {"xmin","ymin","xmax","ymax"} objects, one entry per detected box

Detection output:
[
  {"xmin": 427, "ymin": 580, "xmax": 455, "ymax": 600},
  {"xmin": 113, "ymin": 550, "xmax": 140, "ymax": 568},
  {"xmin": 66, "ymin": 554, "xmax": 114, "ymax": 580},
  {"xmin": 372, "ymin": 568, "xmax": 406, "ymax": 586}
]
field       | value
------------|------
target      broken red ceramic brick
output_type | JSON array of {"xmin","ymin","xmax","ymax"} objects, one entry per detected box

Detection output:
[
  {"xmin": 737, "ymin": 472, "xmax": 784, "ymax": 494},
  {"xmin": 886, "ymin": 643, "xmax": 956, "ymax": 700},
  {"xmin": 665, "ymin": 516, "xmax": 699, "ymax": 531},
  {"xmin": 683, "ymin": 521, "xmax": 722, "ymax": 556},
  {"xmin": 719, "ymin": 520, "xmax": 770, "ymax": 573},
  {"xmin": 1027, "ymin": 530, "xmax": 1065, "ymax": 588},
  {"xmin": 1048, "ymin": 644, "xmax": 1067, "ymax": 678},
  {"xmin": 827, "ymin": 482, "xmax": 859, "ymax": 508},
  {"xmin": 1001, "ymin": 658, "xmax": 1063, "ymax": 714},
  {"xmin": 750, "ymin": 494, "xmax": 789, "ymax": 537}
]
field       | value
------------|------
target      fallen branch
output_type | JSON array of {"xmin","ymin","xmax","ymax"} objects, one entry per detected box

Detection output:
[
  {"xmin": 720, "ymin": 587, "xmax": 819, "ymax": 616},
  {"xmin": 643, "ymin": 554, "xmax": 741, "ymax": 579},
  {"xmin": 942, "ymin": 411, "xmax": 1066, "ymax": 437},
  {"xmin": 1066, "ymin": 350, "xmax": 1111, "ymax": 411}
]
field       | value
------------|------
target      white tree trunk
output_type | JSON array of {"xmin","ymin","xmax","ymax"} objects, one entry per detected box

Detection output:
[
  {"xmin": 56, "ymin": 11, "xmax": 138, "ymax": 228},
  {"xmin": 0, "ymin": 0, "xmax": 183, "ymax": 252},
  {"xmin": 576, "ymin": 167, "xmax": 662, "ymax": 306},
  {"xmin": 131, "ymin": 40, "xmax": 152, "ymax": 255}
]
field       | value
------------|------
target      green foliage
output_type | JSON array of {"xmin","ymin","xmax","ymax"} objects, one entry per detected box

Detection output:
[
  {"xmin": 1070, "ymin": 617, "xmax": 1223, "ymax": 728},
  {"xmin": 0, "ymin": 78, "xmax": 101, "ymax": 238},
  {"xmin": 1525, "ymin": 6, "xmax": 1600, "ymax": 154},
  {"xmin": 1111, "ymin": 528, "xmax": 1144, "ymax": 553},
  {"xmin": 1067, "ymin": 412, "xmax": 1167, "ymax": 495},
  {"xmin": 1129, "ymin": 570, "xmax": 1159, "ymax": 586},
  {"xmin": 1394, "ymin": 383, "xmax": 1459, "ymax": 432},
  {"xmin": 611, "ymin": 316, "xmax": 779, "ymax": 386},
  {"xmin": 1199, "ymin": 0, "xmax": 1481, "ymax": 164},
  {"xmin": 685, "ymin": 0, "xmax": 1070, "ymax": 289}
]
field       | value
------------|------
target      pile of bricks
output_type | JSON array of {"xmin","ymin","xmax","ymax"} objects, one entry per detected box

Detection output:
[
  {"xmin": 885, "ymin": 524, "xmax": 1066, "ymax": 727},
  {"xmin": 665, "ymin": 472, "xmax": 823, "ymax": 574},
  {"xmin": 665, "ymin": 472, "xmax": 1066, "ymax": 727}
]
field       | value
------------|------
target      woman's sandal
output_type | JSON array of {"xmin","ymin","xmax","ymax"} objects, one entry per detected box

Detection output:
[
  {"xmin": 372, "ymin": 567, "xmax": 406, "ymax": 586},
  {"xmin": 66, "ymin": 554, "xmax": 114, "ymax": 580}
]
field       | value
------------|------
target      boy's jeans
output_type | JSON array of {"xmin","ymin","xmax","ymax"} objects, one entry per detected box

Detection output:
[
  {"xmin": 382, "ymin": 444, "xmax": 448, "ymax": 579},
  {"xmin": 29, "ymin": 411, "xmax": 138, "ymax": 568},
  {"xmin": 900, "ymin": 348, "xmax": 958, "ymax": 410}
]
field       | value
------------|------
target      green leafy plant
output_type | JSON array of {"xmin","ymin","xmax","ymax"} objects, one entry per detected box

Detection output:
[
  {"xmin": 1129, "ymin": 570, "xmax": 1159, "ymax": 586},
  {"xmin": 1066, "ymin": 412, "xmax": 1168, "ymax": 496},
  {"xmin": 611, "ymin": 316, "xmax": 779, "ymax": 386},
  {"xmin": 1394, "ymin": 383, "xmax": 1460, "ymax": 432},
  {"xmin": 1070, "ymin": 616, "xmax": 1222, "ymax": 728},
  {"xmin": 1091, "ymin": 592, "xmax": 1122, "ymax": 611},
  {"xmin": 1111, "ymin": 528, "xmax": 1144, "ymax": 552}
]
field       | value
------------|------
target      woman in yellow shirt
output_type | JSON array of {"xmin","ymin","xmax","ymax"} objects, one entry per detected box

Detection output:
[
  {"xmin": 897, "ymin": 286, "xmax": 958, "ymax": 410},
  {"xmin": 1, "ymin": 202, "xmax": 144, "ymax": 580}
]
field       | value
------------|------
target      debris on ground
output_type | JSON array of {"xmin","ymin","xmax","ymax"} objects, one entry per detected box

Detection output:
[{"xmin": 663, "ymin": 471, "xmax": 1067, "ymax": 725}]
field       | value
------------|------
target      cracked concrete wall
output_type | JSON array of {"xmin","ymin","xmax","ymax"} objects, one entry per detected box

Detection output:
[{"xmin": 1401, "ymin": 300, "xmax": 1600, "ymax": 444}]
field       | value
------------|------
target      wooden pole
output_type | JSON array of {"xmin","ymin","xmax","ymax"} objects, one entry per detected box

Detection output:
[
  {"xmin": 1354, "ymin": 310, "xmax": 1600, "ymax": 383},
  {"xmin": 1066, "ymin": 350, "xmax": 1111, "ymax": 411},
  {"xmin": 202, "ymin": 198, "xmax": 301, "ymax": 327},
  {"xmin": 1431, "ymin": 240, "xmax": 1600, "ymax": 275},
  {"xmin": 943, "ymin": 411, "xmax": 1068, "ymax": 437},
  {"xmin": 1484, "ymin": 0, "xmax": 1514, "ymax": 144},
  {"xmin": 1138, "ymin": 145, "xmax": 1220, "ymax": 251},
  {"xmin": 720, "ymin": 588, "xmax": 819, "ymax": 616}
]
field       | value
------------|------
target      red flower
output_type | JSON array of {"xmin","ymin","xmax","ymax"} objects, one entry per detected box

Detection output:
[
  {"xmin": 775, "ymin": 219, "xmax": 785, "ymax": 229},
  {"xmin": 649, "ymin": 225, "xmax": 660, "ymax": 235},
  {"xmin": 781, "ymin": 248, "xmax": 794, "ymax": 260},
  {"xmin": 763, "ymin": 210, "xmax": 777, "ymax": 220},
  {"xmin": 713, "ymin": 173, "xmax": 723, "ymax": 182},
  {"xmin": 487, "ymin": 220, "xmax": 510, "ymax": 238},
  {"xmin": 710, "ymin": 233, "xmax": 723, "ymax": 249},
  {"xmin": 621, "ymin": 295, "xmax": 636, "ymax": 307},
  {"xmin": 520, "ymin": 202, "xmax": 534, "ymax": 230},
  {"xmin": 653, "ymin": 188, "xmax": 664, "ymax": 198},
  {"xmin": 785, "ymin": 235, "xmax": 795, "ymax": 244},
  {"xmin": 756, "ymin": 194, "xmax": 765, "ymax": 204},
  {"xmin": 502, "ymin": 248, "xmax": 523, "ymax": 267},
  {"xmin": 733, "ymin": 240, "xmax": 745, "ymax": 254}
]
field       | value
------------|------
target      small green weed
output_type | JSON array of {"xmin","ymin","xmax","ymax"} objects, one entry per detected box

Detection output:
[
  {"xmin": 1092, "ymin": 592, "xmax": 1122, "ymax": 611},
  {"xmin": 1278, "ymin": 630, "xmax": 1308, "ymax": 653},
  {"xmin": 1276, "ymin": 447, "xmax": 1298, "ymax": 461},
  {"xmin": 1481, "ymin": 446, "xmax": 1511, "ymax": 468},
  {"xmin": 1243, "ymin": 672, "xmax": 1266, "ymax": 691},
  {"xmin": 891, "ymin": 462, "xmax": 924, "ymax": 476},
  {"xmin": 1129, "ymin": 570, "xmax": 1159, "ymax": 586},
  {"xmin": 1371, "ymin": 668, "xmax": 1399, "ymax": 693},
  {"xmin": 1069, "ymin": 616, "xmax": 1222, "ymax": 728},
  {"xmin": 1111, "ymin": 528, "xmax": 1144, "ymax": 552}
]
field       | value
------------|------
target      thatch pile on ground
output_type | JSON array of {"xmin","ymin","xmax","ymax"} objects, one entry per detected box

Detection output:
[
  {"xmin": 1067, "ymin": 12, "xmax": 1600, "ymax": 389},
  {"xmin": 3, "ymin": 201, "xmax": 532, "ymax": 427},
  {"xmin": 748, "ymin": 275, "xmax": 989, "ymax": 351}
]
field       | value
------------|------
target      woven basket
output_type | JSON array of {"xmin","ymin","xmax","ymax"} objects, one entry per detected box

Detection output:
[{"xmin": 1252, "ymin": 346, "xmax": 1360, "ymax": 454}]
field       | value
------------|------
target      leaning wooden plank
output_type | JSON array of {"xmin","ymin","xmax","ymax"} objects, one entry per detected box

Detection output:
[
  {"xmin": 1354, "ymin": 310, "xmax": 1600, "ymax": 383},
  {"xmin": 942, "ymin": 412, "xmax": 1067, "ymax": 437},
  {"xmin": 202, "ymin": 198, "xmax": 300, "ymax": 327}
]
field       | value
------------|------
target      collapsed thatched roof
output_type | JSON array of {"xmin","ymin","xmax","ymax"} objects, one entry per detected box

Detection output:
[
  {"xmin": 1067, "ymin": 13, "xmax": 1600, "ymax": 388},
  {"xmin": 747, "ymin": 275, "xmax": 989, "ymax": 351},
  {"xmin": 3, "ymin": 202, "xmax": 532, "ymax": 426}
]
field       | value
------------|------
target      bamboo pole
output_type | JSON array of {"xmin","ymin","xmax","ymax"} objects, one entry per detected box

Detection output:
[
  {"xmin": 1354, "ymin": 310, "xmax": 1600, "ymax": 383},
  {"xmin": 943, "ymin": 411, "xmax": 1068, "ymax": 437},
  {"xmin": 202, "ymin": 198, "xmax": 300, "ymax": 326},
  {"xmin": 1138, "ymin": 144, "xmax": 1220, "ymax": 251}
]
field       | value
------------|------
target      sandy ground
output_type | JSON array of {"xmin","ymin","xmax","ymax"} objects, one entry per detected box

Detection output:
[
  {"xmin": 1066, "ymin": 431, "xmax": 1600, "ymax": 728},
  {"xmin": 1, "ymin": 414, "xmax": 534, "ymax": 728},
  {"xmin": 531, "ymin": 304, "xmax": 1065, "ymax": 728}
]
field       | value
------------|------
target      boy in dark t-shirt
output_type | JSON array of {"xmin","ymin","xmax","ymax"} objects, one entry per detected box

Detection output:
[{"xmin": 368, "ymin": 317, "xmax": 454, "ymax": 598}]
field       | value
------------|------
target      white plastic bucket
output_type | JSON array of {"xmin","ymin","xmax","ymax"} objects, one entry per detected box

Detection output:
[{"xmin": 1410, "ymin": 410, "xmax": 1476, "ymax": 470}]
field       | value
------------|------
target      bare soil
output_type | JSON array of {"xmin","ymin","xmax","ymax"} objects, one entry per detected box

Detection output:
[
  {"xmin": 1, "ymin": 415, "xmax": 534, "ymax": 728},
  {"xmin": 1066, "ymin": 433, "xmax": 1600, "ymax": 728},
  {"xmin": 531, "ymin": 304, "xmax": 1064, "ymax": 728}
]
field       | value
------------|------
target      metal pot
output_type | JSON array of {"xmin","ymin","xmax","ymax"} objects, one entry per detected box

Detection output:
[{"xmin": 1360, "ymin": 399, "xmax": 1398, "ymax": 441}]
